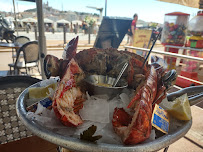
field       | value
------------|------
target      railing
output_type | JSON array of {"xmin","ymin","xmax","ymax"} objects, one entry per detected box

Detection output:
[
  {"xmin": 165, "ymin": 45, "xmax": 203, "ymax": 52},
  {"xmin": 124, "ymin": 45, "xmax": 203, "ymax": 85},
  {"xmin": 124, "ymin": 46, "xmax": 203, "ymax": 63}
]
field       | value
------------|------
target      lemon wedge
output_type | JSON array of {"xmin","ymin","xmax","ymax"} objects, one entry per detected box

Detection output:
[
  {"xmin": 167, "ymin": 94, "xmax": 192, "ymax": 121},
  {"xmin": 28, "ymin": 83, "xmax": 57, "ymax": 99}
]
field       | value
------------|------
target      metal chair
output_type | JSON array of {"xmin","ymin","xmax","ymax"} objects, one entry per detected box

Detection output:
[
  {"xmin": 14, "ymin": 36, "xmax": 30, "ymax": 44},
  {"xmin": 8, "ymin": 41, "xmax": 40, "ymax": 75},
  {"xmin": 12, "ymin": 36, "xmax": 30, "ymax": 62}
]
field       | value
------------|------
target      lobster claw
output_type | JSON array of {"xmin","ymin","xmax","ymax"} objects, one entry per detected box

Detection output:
[{"xmin": 64, "ymin": 36, "xmax": 79, "ymax": 60}]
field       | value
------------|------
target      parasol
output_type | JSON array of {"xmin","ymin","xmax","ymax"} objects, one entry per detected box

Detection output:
[
  {"xmin": 44, "ymin": 18, "xmax": 54, "ymax": 23},
  {"xmin": 56, "ymin": 19, "xmax": 71, "ymax": 24},
  {"xmin": 157, "ymin": 0, "xmax": 203, "ymax": 9},
  {"xmin": 5, "ymin": 16, "xmax": 20, "ymax": 22},
  {"xmin": 21, "ymin": 17, "xmax": 37, "ymax": 23}
]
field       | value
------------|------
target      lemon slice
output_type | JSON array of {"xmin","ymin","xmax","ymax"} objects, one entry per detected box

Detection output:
[
  {"xmin": 167, "ymin": 94, "xmax": 192, "ymax": 121},
  {"xmin": 29, "ymin": 83, "xmax": 57, "ymax": 99}
]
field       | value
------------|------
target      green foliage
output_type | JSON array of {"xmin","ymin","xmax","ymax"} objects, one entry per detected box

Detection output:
[
  {"xmin": 80, "ymin": 125, "xmax": 102, "ymax": 142},
  {"xmin": 84, "ymin": 16, "xmax": 96, "ymax": 27},
  {"xmin": 149, "ymin": 22, "xmax": 158, "ymax": 28}
]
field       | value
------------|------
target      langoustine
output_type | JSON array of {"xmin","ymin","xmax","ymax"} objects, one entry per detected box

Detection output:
[{"xmin": 44, "ymin": 37, "xmax": 176, "ymax": 144}]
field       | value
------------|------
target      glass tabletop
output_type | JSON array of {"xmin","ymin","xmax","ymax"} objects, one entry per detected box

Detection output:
[{"xmin": 0, "ymin": 43, "xmax": 22, "ymax": 49}]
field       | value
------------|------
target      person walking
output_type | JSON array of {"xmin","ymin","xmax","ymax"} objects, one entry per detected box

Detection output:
[
  {"xmin": 131, "ymin": 14, "xmax": 138, "ymax": 37},
  {"xmin": 128, "ymin": 13, "xmax": 138, "ymax": 52}
]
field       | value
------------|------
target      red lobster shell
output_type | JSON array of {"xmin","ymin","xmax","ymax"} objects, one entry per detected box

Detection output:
[
  {"xmin": 52, "ymin": 58, "xmax": 85, "ymax": 127},
  {"xmin": 44, "ymin": 37, "xmax": 174, "ymax": 144},
  {"xmin": 112, "ymin": 65, "xmax": 158, "ymax": 145}
]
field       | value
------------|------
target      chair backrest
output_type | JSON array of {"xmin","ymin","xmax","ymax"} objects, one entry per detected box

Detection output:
[
  {"xmin": 14, "ymin": 41, "xmax": 39, "ymax": 65},
  {"xmin": 22, "ymin": 41, "xmax": 39, "ymax": 64},
  {"xmin": 14, "ymin": 36, "xmax": 30, "ymax": 45}
]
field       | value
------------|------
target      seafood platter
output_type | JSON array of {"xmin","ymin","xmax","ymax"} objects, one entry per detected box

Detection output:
[{"xmin": 16, "ymin": 36, "xmax": 196, "ymax": 152}]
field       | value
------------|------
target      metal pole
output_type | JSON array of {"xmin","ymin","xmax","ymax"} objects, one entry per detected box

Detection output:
[
  {"xmin": 88, "ymin": 26, "xmax": 90, "ymax": 44},
  {"xmin": 12, "ymin": 0, "xmax": 18, "ymax": 36},
  {"xmin": 34, "ymin": 24, "xmax": 38, "ymax": 40},
  {"xmin": 105, "ymin": 0, "xmax": 107, "ymax": 16},
  {"xmin": 36, "ymin": 0, "xmax": 47, "ymax": 79},
  {"xmin": 99, "ymin": 10, "xmax": 103, "ymax": 22},
  {"xmin": 63, "ymin": 24, "xmax": 66, "ymax": 45}
]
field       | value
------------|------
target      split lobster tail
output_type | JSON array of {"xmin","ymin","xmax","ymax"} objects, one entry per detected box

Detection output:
[
  {"xmin": 112, "ymin": 65, "xmax": 158, "ymax": 145},
  {"xmin": 112, "ymin": 56, "xmax": 177, "ymax": 145},
  {"xmin": 52, "ymin": 59, "xmax": 85, "ymax": 127}
]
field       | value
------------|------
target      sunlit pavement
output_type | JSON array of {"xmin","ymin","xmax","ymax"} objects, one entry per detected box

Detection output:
[{"xmin": 16, "ymin": 31, "xmax": 98, "ymax": 42}]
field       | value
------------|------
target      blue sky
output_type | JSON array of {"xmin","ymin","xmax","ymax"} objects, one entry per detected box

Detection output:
[{"xmin": 1, "ymin": 0, "xmax": 200, "ymax": 23}]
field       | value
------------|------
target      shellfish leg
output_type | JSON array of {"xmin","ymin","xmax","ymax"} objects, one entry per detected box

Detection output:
[{"xmin": 65, "ymin": 36, "xmax": 79, "ymax": 60}]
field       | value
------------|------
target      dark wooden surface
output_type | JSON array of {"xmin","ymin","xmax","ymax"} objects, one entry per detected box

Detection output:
[{"xmin": 0, "ymin": 136, "xmax": 58, "ymax": 152}]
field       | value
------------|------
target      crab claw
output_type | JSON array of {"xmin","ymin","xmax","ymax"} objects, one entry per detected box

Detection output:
[
  {"xmin": 64, "ymin": 36, "xmax": 79, "ymax": 60},
  {"xmin": 44, "ymin": 37, "xmax": 79, "ymax": 79},
  {"xmin": 44, "ymin": 55, "xmax": 60, "ymax": 79}
]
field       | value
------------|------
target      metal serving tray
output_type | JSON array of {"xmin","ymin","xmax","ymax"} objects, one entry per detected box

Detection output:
[{"xmin": 16, "ymin": 80, "xmax": 203, "ymax": 152}]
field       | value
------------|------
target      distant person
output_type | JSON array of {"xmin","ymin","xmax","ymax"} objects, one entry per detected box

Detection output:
[
  {"xmin": 66, "ymin": 24, "xmax": 70, "ymax": 33},
  {"xmin": 51, "ymin": 24, "xmax": 55, "ymax": 34},
  {"xmin": 126, "ymin": 28, "xmax": 132, "ymax": 44},
  {"xmin": 26, "ymin": 23, "xmax": 31, "ymax": 33},
  {"xmin": 18, "ymin": 22, "xmax": 22, "ymax": 28},
  {"xmin": 70, "ymin": 22, "xmax": 73, "ymax": 33},
  {"xmin": 75, "ymin": 23, "xmax": 79, "ymax": 34},
  {"xmin": 82, "ymin": 21, "xmax": 85, "ymax": 34},
  {"xmin": 93, "ymin": 22, "xmax": 98, "ymax": 35},
  {"xmin": 82, "ymin": 21, "xmax": 88, "ymax": 34},
  {"xmin": 128, "ymin": 13, "xmax": 138, "ymax": 52},
  {"xmin": 45, "ymin": 23, "xmax": 49, "ymax": 32},
  {"xmin": 131, "ymin": 13, "xmax": 138, "ymax": 44},
  {"xmin": 74, "ymin": 23, "xmax": 79, "ymax": 34},
  {"xmin": 73, "ymin": 24, "xmax": 76, "ymax": 34}
]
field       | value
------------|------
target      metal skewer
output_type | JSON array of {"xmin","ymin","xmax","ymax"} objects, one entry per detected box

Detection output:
[
  {"xmin": 113, "ymin": 62, "xmax": 128, "ymax": 87},
  {"xmin": 142, "ymin": 28, "xmax": 162, "ymax": 69}
]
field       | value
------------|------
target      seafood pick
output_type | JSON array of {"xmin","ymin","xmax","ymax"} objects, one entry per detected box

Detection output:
[{"xmin": 44, "ymin": 37, "xmax": 176, "ymax": 145}]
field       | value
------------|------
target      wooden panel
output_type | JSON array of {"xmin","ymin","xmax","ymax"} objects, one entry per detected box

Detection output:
[{"xmin": 0, "ymin": 136, "xmax": 58, "ymax": 152}]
